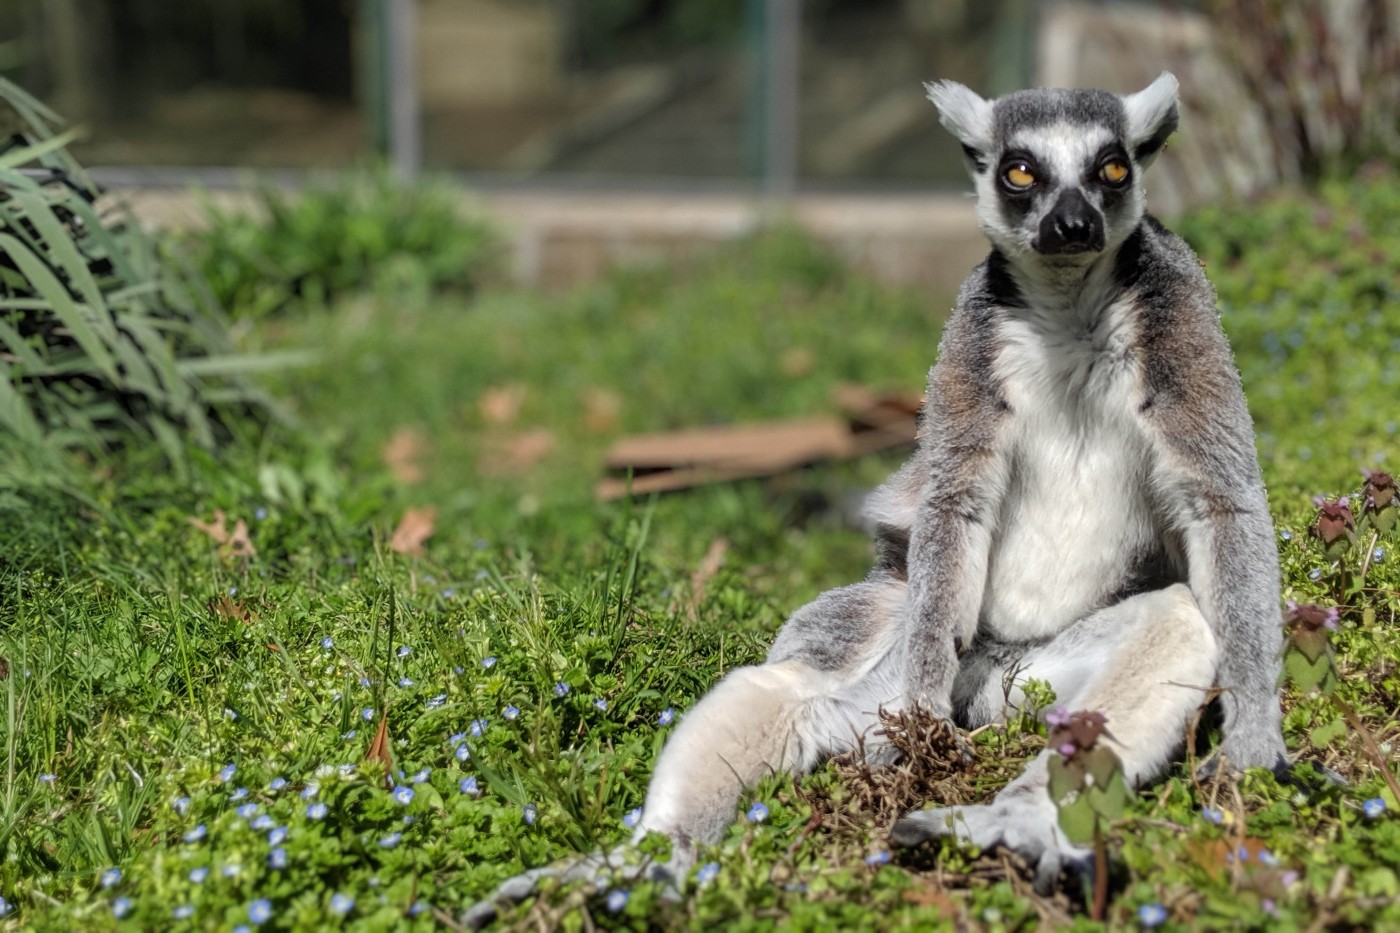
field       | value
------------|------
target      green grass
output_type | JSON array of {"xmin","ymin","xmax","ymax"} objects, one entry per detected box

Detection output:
[{"xmin": 0, "ymin": 178, "xmax": 1398, "ymax": 930}]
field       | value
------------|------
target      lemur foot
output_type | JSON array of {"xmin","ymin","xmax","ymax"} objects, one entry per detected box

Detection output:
[
  {"xmin": 461, "ymin": 847, "xmax": 689, "ymax": 929},
  {"xmin": 889, "ymin": 792, "xmax": 1090, "ymax": 894}
]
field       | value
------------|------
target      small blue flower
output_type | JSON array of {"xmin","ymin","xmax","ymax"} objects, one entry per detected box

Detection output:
[
  {"xmin": 397, "ymin": 645, "xmax": 412, "ymax": 658},
  {"xmin": 696, "ymin": 862, "xmax": 720, "ymax": 885},
  {"xmin": 330, "ymin": 892, "xmax": 355, "ymax": 916},
  {"xmin": 606, "ymin": 889, "xmax": 629, "ymax": 913},
  {"xmin": 255, "ymin": 507, "xmax": 268, "ymax": 521},
  {"xmin": 112, "ymin": 897, "xmax": 133, "ymax": 918},
  {"xmin": 455, "ymin": 743, "xmax": 472, "ymax": 762},
  {"xmin": 427, "ymin": 693, "xmax": 447, "ymax": 709},
  {"xmin": 230, "ymin": 786, "xmax": 249, "ymax": 801},
  {"xmin": 1201, "ymin": 807, "xmax": 1224, "ymax": 825},
  {"xmin": 267, "ymin": 848, "xmax": 288, "ymax": 869},
  {"xmin": 864, "ymin": 850, "xmax": 890, "ymax": 865},
  {"xmin": 269, "ymin": 777, "xmax": 287, "ymax": 791},
  {"xmin": 222, "ymin": 863, "xmax": 241, "ymax": 878},
  {"xmin": 0, "ymin": 896, "xmax": 9, "ymax": 917},
  {"xmin": 746, "ymin": 802, "xmax": 769, "ymax": 823},
  {"xmin": 481, "ymin": 657, "xmax": 497, "ymax": 669},
  {"xmin": 449, "ymin": 732, "xmax": 467, "ymax": 746},
  {"xmin": 379, "ymin": 832, "xmax": 402, "ymax": 849},
  {"xmin": 173, "ymin": 904, "xmax": 195, "ymax": 920},
  {"xmin": 321, "ymin": 636, "xmax": 334, "ymax": 650},
  {"xmin": 300, "ymin": 783, "xmax": 320, "ymax": 800},
  {"xmin": 459, "ymin": 776, "xmax": 479, "ymax": 796},
  {"xmin": 338, "ymin": 763, "xmax": 356, "ymax": 777},
  {"xmin": 1309, "ymin": 568, "xmax": 1323, "ymax": 581},
  {"xmin": 593, "ymin": 698, "xmax": 608, "ymax": 712},
  {"xmin": 228, "ymin": 586, "xmax": 238, "ymax": 596},
  {"xmin": 523, "ymin": 803, "xmax": 537, "ymax": 825},
  {"xmin": 359, "ymin": 676, "xmax": 371, "ymax": 688},
  {"xmin": 624, "ymin": 807, "xmax": 643, "ymax": 829},
  {"xmin": 658, "ymin": 708, "xmax": 675, "ymax": 726},
  {"xmin": 101, "ymin": 867, "xmax": 122, "ymax": 888},
  {"xmin": 248, "ymin": 898, "xmax": 273, "ymax": 924},
  {"xmin": 183, "ymin": 824, "xmax": 207, "ymax": 843},
  {"xmin": 189, "ymin": 867, "xmax": 209, "ymax": 884},
  {"xmin": 341, "ymin": 729, "xmax": 357, "ymax": 740},
  {"xmin": 410, "ymin": 900, "xmax": 431, "ymax": 916},
  {"xmin": 173, "ymin": 796, "xmax": 191, "ymax": 815},
  {"xmin": 236, "ymin": 803, "xmax": 258, "ymax": 820},
  {"xmin": 251, "ymin": 814, "xmax": 275, "ymax": 831},
  {"xmin": 470, "ymin": 719, "xmax": 488, "ymax": 737},
  {"xmin": 268, "ymin": 827, "xmax": 288, "ymax": 846},
  {"xmin": 218, "ymin": 763, "xmax": 236, "ymax": 783},
  {"xmin": 1374, "ymin": 547, "xmax": 1386, "ymax": 562},
  {"xmin": 442, "ymin": 588, "xmax": 457, "ymax": 598},
  {"xmin": 1138, "ymin": 903, "xmax": 1168, "ymax": 927},
  {"xmin": 453, "ymin": 666, "xmax": 465, "ymax": 675},
  {"xmin": 1278, "ymin": 529, "xmax": 1293, "ymax": 541},
  {"xmin": 397, "ymin": 678, "xmax": 413, "ymax": 688},
  {"xmin": 361, "ymin": 707, "xmax": 375, "ymax": 722},
  {"xmin": 392, "ymin": 785, "xmax": 415, "ymax": 805},
  {"xmin": 306, "ymin": 801, "xmax": 328, "ymax": 820},
  {"xmin": 411, "ymin": 768, "xmax": 431, "ymax": 783},
  {"xmin": 39, "ymin": 772, "xmax": 56, "ymax": 785},
  {"xmin": 1363, "ymin": 797, "xmax": 1387, "ymax": 819},
  {"xmin": 554, "ymin": 682, "xmax": 570, "ymax": 697},
  {"xmin": 504, "ymin": 705, "xmax": 520, "ymax": 720}
]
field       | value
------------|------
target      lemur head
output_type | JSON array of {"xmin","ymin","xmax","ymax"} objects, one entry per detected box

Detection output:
[{"xmin": 926, "ymin": 74, "xmax": 1179, "ymax": 263}]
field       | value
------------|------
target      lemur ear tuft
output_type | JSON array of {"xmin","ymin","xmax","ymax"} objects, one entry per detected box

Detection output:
[
  {"xmin": 925, "ymin": 80, "xmax": 994, "ymax": 170},
  {"xmin": 1122, "ymin": 72, "xmax": 1179, "ymax": 167}
]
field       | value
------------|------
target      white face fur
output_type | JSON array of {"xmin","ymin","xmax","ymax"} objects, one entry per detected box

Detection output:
[{"xmin": 926, "ymin": 74, "xmax": 1180, "ymax": 266}]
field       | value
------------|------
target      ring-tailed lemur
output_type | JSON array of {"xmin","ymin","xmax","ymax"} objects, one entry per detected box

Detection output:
[{"xmin": 467, "ymin": 73, "xmax": 1285, "ymax": 923}]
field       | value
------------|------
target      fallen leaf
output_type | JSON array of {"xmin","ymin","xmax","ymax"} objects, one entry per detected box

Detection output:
[
  {"xmin": 902, "ymin": 883, "xmax": 958, "ymax": 917},
  {"xmin": 685, "ymin": 537, "xmax": 729, "ymax": 620},
  {"xmin": 478, "ymin": 429, "xmax": 555, "ymax": 476},
  {"xmin": 189, "ymin": 510, "xmax": 256, "ymax": 559},
  {"xmin": 582, "ymin": 387, "xmax": 623, "ymax": 434},
  {"xmin": 390, "ymin": 506, "xmax": 437, "ymax": 556},
  {"xmin": 1185, "ymin": 836, "xmax": 1272, "ymax": 882},
  {"xmin": 479, "ymin": 384, "xmax": 526, "ymax": 425},
  {"xmin": 365, "ymin": 711, "xmax": 395, "ymax": 789},
  {"xmin": 381, "ymin": 426, "xmax": 427, "ymax": 485},
  {"xmin": 211, "ymin": 595, "xmax": 256, "ymax": 624},
  {"xmin": 188, "ymin": 509, "xmax": 231, "ymax": 545}
]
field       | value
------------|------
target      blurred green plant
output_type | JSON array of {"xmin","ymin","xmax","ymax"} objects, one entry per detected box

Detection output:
[
  {"xmin": 0, "ymin": 79, "xmax": 289, "ymax": 480},
  {"xmin": 188, "ymin": 169, "xmax": 501, "ymax": 319}
]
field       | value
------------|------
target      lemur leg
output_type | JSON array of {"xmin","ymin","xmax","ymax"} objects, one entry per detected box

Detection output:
[
  {"xmin": 464, "ymin": 576, "xmax": 907, "ymax": 927},
  {"xmin": 892, "ymin": 583, "xmax": 1218, "ymax": 891}
]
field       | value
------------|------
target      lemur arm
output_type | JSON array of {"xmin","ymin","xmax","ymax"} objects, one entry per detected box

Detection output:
[
  {"xmin": 1139, "ymin": 291, "xmax": 1286, "ymax": 772},
  {"xmin": 896, "ymin": 302, "xmax": 1011, "ymax": 717}
]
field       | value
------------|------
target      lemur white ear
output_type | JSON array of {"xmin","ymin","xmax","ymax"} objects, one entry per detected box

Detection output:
[
  {"xmin": 925, "ymin": 80, "xmax": 994, "ymax": 170},
  {"xmin": 1122, "ymin": 72, "xmax": 1180, "ymax": 167}
]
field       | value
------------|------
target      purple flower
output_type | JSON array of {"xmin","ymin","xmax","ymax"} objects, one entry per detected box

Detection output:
[
  {"xmin": 1044, "ymin": 705, "xmax": 1071, "ymax": 728},
  {"xmin": 1138, "ymin": 903, "xmax": 1168, "ymax": 927},
  {"xmin": 248, "ymin": 898, "xmax": 273, "ymax": 924}
]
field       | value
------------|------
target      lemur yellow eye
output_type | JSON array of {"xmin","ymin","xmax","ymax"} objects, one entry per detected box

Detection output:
[
  {"xmin": 1004, "ymin": 164, "xmax": 1035, "ymax": 189},
  {"xmin": 1100, "ymin": 160, "xmax": 1130, "ymax": 185}
]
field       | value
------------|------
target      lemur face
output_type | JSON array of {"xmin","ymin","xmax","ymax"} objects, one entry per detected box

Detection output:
[{"xmin": 927, "ymin": 75, "xmax": 1180, "ymax": 264}]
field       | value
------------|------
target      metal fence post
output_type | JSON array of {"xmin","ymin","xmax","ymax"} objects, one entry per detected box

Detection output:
[{"xmin": 384, "ymin": 0, "xmax": 421, "ymax": 178}]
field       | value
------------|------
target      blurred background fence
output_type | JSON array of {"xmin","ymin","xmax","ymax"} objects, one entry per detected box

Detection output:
[{"xmin": 3, "ymin": 0, "xmax": 1396, "ymax": 286}]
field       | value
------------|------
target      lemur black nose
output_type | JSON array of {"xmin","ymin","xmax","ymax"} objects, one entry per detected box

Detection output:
[{"xmin": 1036, "ymin": 189, "xmax": 1105, "ymax": 255}]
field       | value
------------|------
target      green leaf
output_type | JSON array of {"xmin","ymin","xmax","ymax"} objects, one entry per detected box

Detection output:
[{"xmin": 1308, "ymin": 716, "xmax": 1347, "ymax": 748}]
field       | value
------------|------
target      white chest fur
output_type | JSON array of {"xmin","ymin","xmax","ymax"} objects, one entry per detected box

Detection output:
[{"xmin": 980, "ymin": 297, "xmax": 1158, "ymax": 641}]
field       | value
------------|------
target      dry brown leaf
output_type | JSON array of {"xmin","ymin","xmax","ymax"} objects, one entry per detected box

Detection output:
[
  {"xmin": 390, "ymin": 506, "xmax": 437, "ymax": 556},
  {"xmin": 189, "ymin": 510, "xmax": 256, "ymax": 559},
  {"xmin": 582, "ymin": 387, "xmax": 623, "ymax": 434},
  {"xmin": 478, "ymin": 429, "xmax": 555, "ymax": 476},
  {"xmin": 686, "ymin": 537, "xmax": 729, "ymax": 620},
  {"xmin": 365, "ymin": 710, "xmax": 395, "ymax": 789},
  {"xmin": 780, "ymin": 346, "xmax": 816, "ymax": 377},
  {"xmin": 211, "ymin": 594, "xmax": 256, "ymax": 624},
  {"xmin": 479, "ymin": 384, "xmax": 526, "ymax": 425},
  {"xmin": 902, "ymin": 884, "xmax": 958, "ymax": 917},
  {"xmin": 381, "ymin": 426, "xmax": 428, "ymax": 485},
  {"xmin": 188, "ymin": 509, "xmax": 231, "ymax": 545}
]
